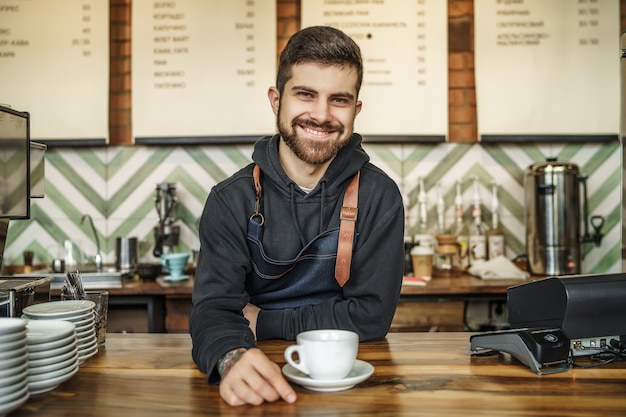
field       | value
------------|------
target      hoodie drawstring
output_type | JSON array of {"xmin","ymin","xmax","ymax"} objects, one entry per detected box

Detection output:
[
  {"xmin": 289, "ymin": 183, "xmax": 307, "ymax": 247},
  {"xmin": 254, "ymin": 166, "xmax": 334, "ymax": 247},
  {"xmin": 319, "ymin": 180, "xmax": 326, "ymax": 234}
]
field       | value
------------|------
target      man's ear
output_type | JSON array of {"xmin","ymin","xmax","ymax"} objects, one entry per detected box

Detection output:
[
  {"xmin": 355, "ymin": 100, "xmax": 362, "ymax": 117},
  {"xmin": 267, "ymin": 86, "xmax": 280, "ymax": 116}
]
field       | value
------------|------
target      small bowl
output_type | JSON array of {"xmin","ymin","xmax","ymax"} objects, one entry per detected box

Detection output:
[{"xmin": 136, "ymin": 263, "xmax": 162, "ymax": 281}]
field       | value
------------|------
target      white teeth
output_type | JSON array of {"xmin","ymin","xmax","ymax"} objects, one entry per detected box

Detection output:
[{"xmin": 303, "ymin": 126, "xmax": 326, "ymax": 136}]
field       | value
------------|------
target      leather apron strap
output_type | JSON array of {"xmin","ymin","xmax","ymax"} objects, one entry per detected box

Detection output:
[
  {"xmin": 335, "ymin": 171, "xmax": 360, "ymax": 287},
  {"xmin": 252, "ymin": 165, "xmax": 360, "ymax": 287}
]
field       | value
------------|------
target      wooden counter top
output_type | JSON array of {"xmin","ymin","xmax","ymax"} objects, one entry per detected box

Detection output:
[
  {"xmin": 400, "ymin": 274, "xmax": 538, "ymax": 296},
  {"xmin": 11, "ymin": 332, "xmax": 626, "ymax": 416},
  {"xmin": 49, "ymin": 276, "xmax": 195, "ymax": 297}
]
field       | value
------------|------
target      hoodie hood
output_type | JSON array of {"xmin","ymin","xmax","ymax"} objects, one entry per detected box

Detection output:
[
  {"xmin": 251, "ymin": 133, "xmax": 369, "ymax": 198},
  {"xmin": 251, "ymin": 133, "xmax": 370, "ymax": 245}
]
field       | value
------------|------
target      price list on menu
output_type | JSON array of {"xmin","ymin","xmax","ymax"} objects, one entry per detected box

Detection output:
[
  {"xmin": 301, "ymin": 0, "xmax": 448, "ymax": 139},
  {"xmin": 0, "ymin": 0, "xmax": 109, "ymax": 143},
  {"xmin": 132, "ymin": 1, "xmax": 276, "ymax": 142},
  {"xmin": 475, "ymin": 0, "xmax": 619, "ymax": 140}
]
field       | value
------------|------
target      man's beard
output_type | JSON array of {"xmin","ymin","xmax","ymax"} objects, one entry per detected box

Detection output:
[{"xmin": 277, "ymin": 113, "xmax": 351, "ymax": 165}]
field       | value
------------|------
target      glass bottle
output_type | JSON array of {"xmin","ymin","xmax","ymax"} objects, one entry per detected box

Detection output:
[
  {"xmin": 487, "ymin": 182, "xmax": 505, "ymax": 259},
  {"xmin": 468, "ymin": 176, "xmax": 489, "ymax": 265},
  {"xmin": 452, "ymin": 180, "xmax": 470, "ymax": 272},
  {"xmin": 433, "ymin": 182, "xmax": 461, "ymax": 277},
  {"xmin": 434, "ymin": 233, "xmax": 461, "ymax": 277},
  {"xmin": 413, "ymin": 177, "xmax": 435, "ymax": 249},
  {"xmin": 435, "ymin": 182, "xmax": 445, "ymax": 235}
]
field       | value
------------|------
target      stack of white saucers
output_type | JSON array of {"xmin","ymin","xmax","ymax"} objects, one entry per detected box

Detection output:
[
  {"xmin": 25, "ymin": 319, "xmax": 79, "ymax": 395},
  {"xmin": 0, "ymin": 318, "xmax": 30, "ymax": 416},
  {"xmin": 22, "ymin": 300, "xmax": 98, "ymax": 364}
]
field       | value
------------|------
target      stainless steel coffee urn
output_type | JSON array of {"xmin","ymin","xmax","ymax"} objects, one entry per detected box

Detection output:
[{"xmin": 525, "ymin": 159, "xmax": 581, "ymax": 275}]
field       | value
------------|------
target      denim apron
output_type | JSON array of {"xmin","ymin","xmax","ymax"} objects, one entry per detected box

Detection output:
[{"xmin": 245, "ymin": 216, "xmax": 343, "ymax": 310}]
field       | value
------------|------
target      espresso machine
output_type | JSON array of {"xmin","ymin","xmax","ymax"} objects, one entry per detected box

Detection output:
[
  {"xmin": 0, "ymin": 105, "xmax": 52, "ymax": 317},
  {"xmin": 152, "ymin": 182, "xmax": 180, "ymax": 257},
  {"xmin": 525, "ymin": 158, "xmax": 604, "ymax": 275}
]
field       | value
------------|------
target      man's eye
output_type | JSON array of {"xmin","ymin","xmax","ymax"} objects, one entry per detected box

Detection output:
[
  {"xmin": 297, "ymin": 91, "xmax": 313, "ymax": 99},
  {"xmin": 332, "ymin": 97, "xmax": 349, "ymax": 105}
]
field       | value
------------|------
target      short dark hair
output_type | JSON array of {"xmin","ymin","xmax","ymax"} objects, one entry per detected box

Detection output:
[{"xmin": 276, "ymin": 26, "xmax": 363, "ymax": 96}]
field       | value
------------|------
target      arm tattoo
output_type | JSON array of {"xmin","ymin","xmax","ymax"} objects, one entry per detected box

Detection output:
[{"xmin": 217, "ymin": 348, "xmax": 248, "ymax": 378}]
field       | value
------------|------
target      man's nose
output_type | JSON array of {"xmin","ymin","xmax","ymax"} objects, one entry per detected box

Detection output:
[{"xmin": 309, "ymin": 99, "xmax": 332, "ymax": 122}]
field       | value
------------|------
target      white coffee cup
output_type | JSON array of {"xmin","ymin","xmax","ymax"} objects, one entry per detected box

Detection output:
[{"xmin": 284, "ymin": 329, "xmax": 358, "ymax": 380}]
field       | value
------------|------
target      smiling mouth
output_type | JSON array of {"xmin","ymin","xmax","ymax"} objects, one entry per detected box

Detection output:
[
  {"xmin": 301, "ymin": 125, "xmax": 333, "ymax": 137},
  {"xmin": 295, "ymin": 119, "xmax": 343, "ymax": 138}
]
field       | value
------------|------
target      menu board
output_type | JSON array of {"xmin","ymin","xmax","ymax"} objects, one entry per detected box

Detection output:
[
  {"xmin": 475, "ymin": 0, "xmax": 620, "ymax": 140},
  {"xmin": 301, "ymin": 0, "xmax": 448, "ymax": 139},
  {"xmin": 132, "ymin": 0, "xmax": 276, "ymax": 142},
  {"xmin": 0, "ymin": 0, "xmax": 109, "ymax": 144}
]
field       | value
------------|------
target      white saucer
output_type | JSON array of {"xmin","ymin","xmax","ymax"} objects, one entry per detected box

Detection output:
[
  {"xmin": 28, "ymin": 354, "xmax": 79, "ymax": 382},
  {"xmin": 0, "ymin": 337, "xmax": 27, "ymax": 353},
  {"xmin": 23, "ymin": 300, "xmax": 95, "ymax": 319},
  {"xmin": 0, "ymin": 351, "xmax": 28, "ymax": 371},
  {"xmin": 75, "ymin": 321, "xmax": 94, "ymax": 334},
  {"xmin": 0, "ymin": 372, "xmax": 26, "ymax": 396},
  {"xmin": 26, "ymin": 319, "xmax": 76, "ymax": 344},
  {"xmin": 0, "ymin": 329, "xmax": 27, "ymax": 344},
  {"xmin": 24, "ymin": 310, "xmax": 94, "ymax": 324},
  {"xmin": 163, "ymin": 274, "xmax": 189, "ymax": 281},
  {"xmin": 0, "ymin": 343, "xmax": 27, "ymax": 361},
  {"xmin": 71, "ymin": 312, "xmax": 95, "ymax": 327},
  {"xmin": 66, "ymin": 312, "xmax": 96, "ymax": 324},
  {"xmin": 27, "ymin": 333, "xmax": 76, "ymax": 353},
  {"xmin": 77, "ymin": 328, "xmax": 96, "ymax": 343},
  {"xmin": 0, "ymin": 363, "xmax": 27, "ymax": 388},
  {"xmin": 78, "ymin": 343, "xmax": 98, "ymax": 364},
  {"xmin": 28, "ymin": 340, "xmax": 76, "ymax": 360},
  {"xmin": 0, "ymin": 383, "xmax": 29, "ymax": 416},
  {"xmin": 282, "ymin": 359, "xmax": 374, "ymax": 392},
  {"xmin": 27, "ymin": 364, "xmax": 78, "ymax": 395},
  {"xmin": 28, "ymin": 344, "xmax": 78, "ymax": 368},
  {"xmin": 0, "ymin": 318, "xmax": 27, "ymax": 334},
  {"xmin": 28, "ymin": 351, "xmax": 78, "ymax": 377}
]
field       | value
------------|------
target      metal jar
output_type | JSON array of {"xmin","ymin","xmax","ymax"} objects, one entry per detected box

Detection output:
[
  {"xmin": 525, "ymin": 159, "xmax": 580, "ymax": 276},
  {"xmin": 115, "ymin": 237, "xmax": 138, "ymax": 272}
]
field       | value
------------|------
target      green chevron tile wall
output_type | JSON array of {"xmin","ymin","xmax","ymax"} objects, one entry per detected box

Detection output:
[{"xmin": 3, "ymin": 141, "xmax": 621, "ymax": 275}]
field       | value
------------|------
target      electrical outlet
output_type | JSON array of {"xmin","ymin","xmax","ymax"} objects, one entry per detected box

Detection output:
[
  {"xmin": 464, "ymin": 300, "xmax": 510, "ymax": 331},
  {"xmin": 489, "ymin": 300, "xmax": 508, "ymax": 324}
]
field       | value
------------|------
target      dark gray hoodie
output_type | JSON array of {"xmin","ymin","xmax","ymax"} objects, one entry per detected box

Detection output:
[{"xmin": 190, "ymin": 133, "xmax": 404, "ymax": 384}]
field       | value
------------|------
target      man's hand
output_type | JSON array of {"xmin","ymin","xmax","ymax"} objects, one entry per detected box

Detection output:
[
  {"xmin": 243, "ymin": 303, "xmax": 260, "ymax": 339},
  {"xmin": 219, "ymin": 348, "xmax": 297, "ymax": 406}
]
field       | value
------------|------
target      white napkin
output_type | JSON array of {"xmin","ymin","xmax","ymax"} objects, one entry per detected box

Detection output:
[{"xmin": 468, "ymin": 255, "xmax": 530, "ymax": 280}]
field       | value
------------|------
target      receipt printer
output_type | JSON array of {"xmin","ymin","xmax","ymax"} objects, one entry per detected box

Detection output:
[{"xmin": 470, "ymin": 327, "xmax": 571, "ymax": 375}]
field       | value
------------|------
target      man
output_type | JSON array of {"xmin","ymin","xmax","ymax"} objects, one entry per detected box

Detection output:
[{"xmin": 190, "ymin": 25, "xmax": 404, "ymax": 406}]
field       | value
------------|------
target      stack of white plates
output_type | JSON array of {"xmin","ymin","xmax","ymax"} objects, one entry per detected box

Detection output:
[
  {"xmin": 26, "ymin": 319, "xmax": 79, "ymax": 395},
  {"xmin": 22, "ymin": 300, "xmax": 98, "ymax": 364},
  {"xmin": 0, "ymin": 318, "xmax": 30, "ymax": 416}
]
